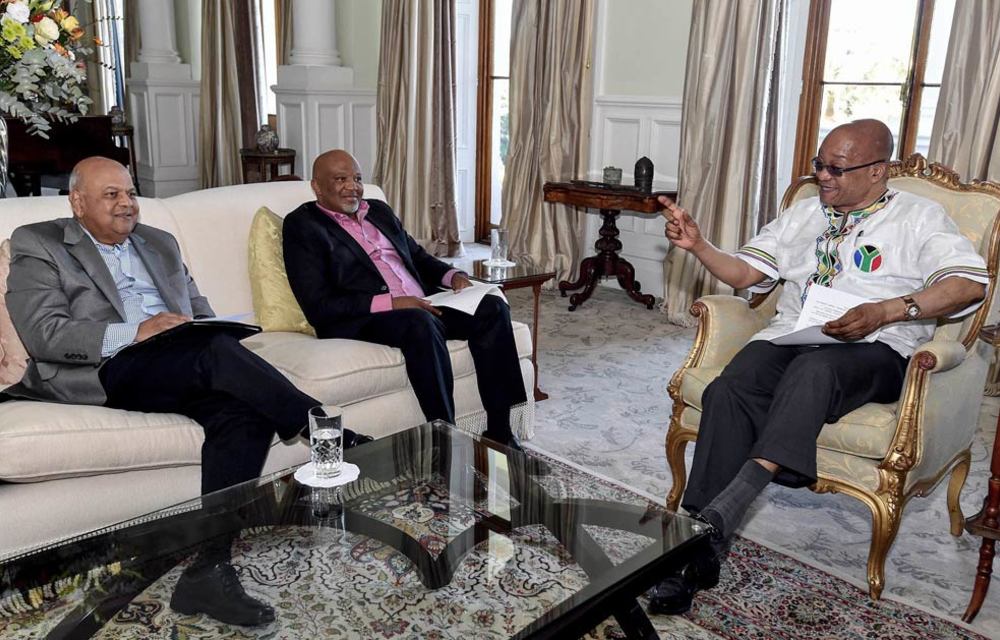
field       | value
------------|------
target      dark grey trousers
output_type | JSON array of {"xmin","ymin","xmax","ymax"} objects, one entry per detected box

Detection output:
[{"xmin": 680, "ymin": 340, "xmax": 908, "ymax": 514}]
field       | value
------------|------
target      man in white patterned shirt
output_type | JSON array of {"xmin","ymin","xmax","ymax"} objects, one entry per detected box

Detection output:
[
  {"xmin": 4, "ymin": 157, "xmax": 371, "ymax": 626},
  {"xmin": 648, "ymin": 120, "xmax": 988, "ymax": 614}
]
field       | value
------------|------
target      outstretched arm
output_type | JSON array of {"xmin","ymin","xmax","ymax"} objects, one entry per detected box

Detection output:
[{"xmin": 659, "ymin": 195, "xmax": 767, "ymax": 289}]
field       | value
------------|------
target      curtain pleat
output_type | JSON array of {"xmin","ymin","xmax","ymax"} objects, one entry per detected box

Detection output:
[
  {"xmin": 662, "ymin": 0, "xmax": 784, "ymax": 326},
  {"xmin": 928, "ymin": 3, "xmax": 1000, "ymax": 182},
  {"xmin": 501, "ymin": 0, "xmax": 595, "ymax": 285},
  {"xmin": 372, "ymin": 0, "xmax": 462, "ymax": 257},
  {"xmin": 927, "ymin": 2, "xmax": 1000, "ymax": 395},
  {"xmin": 199, "ymin": 1, "xmax": 246, "ymax": 188}
]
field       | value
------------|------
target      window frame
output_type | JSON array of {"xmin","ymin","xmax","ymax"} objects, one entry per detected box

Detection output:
[
  {"xmin": 791, "ymin": 0, "xmax": 940, "ymax": 180},
  {"xmin": 473, "ymin": 0, "xmax": 509, "ymax": 243}
]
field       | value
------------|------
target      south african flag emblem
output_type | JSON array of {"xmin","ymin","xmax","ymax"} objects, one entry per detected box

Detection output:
[{"xmin": 853, "ymin": 245, "xmax": 882, "ymax": 272}]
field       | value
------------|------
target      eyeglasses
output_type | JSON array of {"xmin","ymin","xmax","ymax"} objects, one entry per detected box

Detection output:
[{"xmin": 811, "ymin": 157, "xmax": 887, "ymax": 178}]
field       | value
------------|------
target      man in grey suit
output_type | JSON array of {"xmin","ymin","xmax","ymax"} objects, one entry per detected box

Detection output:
[{"xmin": 4, "ymin": 157, "xmax": 369, "ymax": 626}]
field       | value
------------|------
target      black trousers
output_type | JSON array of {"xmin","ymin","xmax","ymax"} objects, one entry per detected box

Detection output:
[
  {"xmin": 354, "ymin": 296, "xmax": 526, "ymax": 436},
  {"xmin": 99, "ymin": 331, "xmax": 319, "ymax": 495},
  {"xmin": 681, "ymin": 340, "xmax": 908, "ymax": 514}
]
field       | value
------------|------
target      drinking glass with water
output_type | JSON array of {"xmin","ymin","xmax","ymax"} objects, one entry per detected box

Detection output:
[{"xmin": 308, "ymin": 405, "xmax": 344, "ymax": 479}]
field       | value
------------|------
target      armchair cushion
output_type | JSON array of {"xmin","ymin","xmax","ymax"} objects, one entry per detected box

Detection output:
[{"xmin": 248, "ymin": 207, "xmax": 316, "ymax": 336}]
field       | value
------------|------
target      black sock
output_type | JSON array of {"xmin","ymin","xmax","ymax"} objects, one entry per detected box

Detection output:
[
  {"xmin": 483, "ymin": 408, "xmax": 512, "ymax": 441},
  {"xmin": 700, "ymin": 460, "xmax": 775, "ymax": 539}
]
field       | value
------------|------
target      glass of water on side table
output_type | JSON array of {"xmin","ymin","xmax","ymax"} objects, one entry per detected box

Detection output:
[{"xmin": 308, "ymin": 405, "xmax": 344, "ymax": 479}]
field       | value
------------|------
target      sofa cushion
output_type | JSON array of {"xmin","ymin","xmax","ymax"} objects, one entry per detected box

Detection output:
[
  {"xmin": 0, "ymin": 401, "xmax": 203, "ymax": 482},
  {"xmin": 248, "ymin": 207, "xmax": 316, "ymax": 335},
  {"xmin": 0, "ymin": 240, "xmax": 29, "ymax": 385},
  {"xmin": 242, "ymin": 322, "xmax": 534, "ymax": 405}
]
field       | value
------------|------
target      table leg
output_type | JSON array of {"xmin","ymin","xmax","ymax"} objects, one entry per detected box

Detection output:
[
  {"xmin": 613, "ymin": 600, "xmax": 659, "ymax": 640},
  {"xmin": 530, "ymin": 282, "xmax": 549, "ymax": 401},
  {"xmin": 558, "ymin": 208, "xmax": 654, "ymax": 310},
  {"xmin": 962, "ymin": 411, "xmax": 1000, "ymax": 622}
]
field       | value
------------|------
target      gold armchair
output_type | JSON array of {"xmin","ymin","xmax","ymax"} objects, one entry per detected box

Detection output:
[{"xmin": 664, "ymin": 154, "xmax": 1000, "ymax": 600}]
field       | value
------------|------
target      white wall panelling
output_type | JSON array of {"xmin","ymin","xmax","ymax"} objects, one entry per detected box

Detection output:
[
  {"xmin": 274, "ymin": 88, "xmax": 377, "ymax": 180},
  {"xmin": 585, "ymin": 94, "xmax": 683, "ymax": 300},
  {"xmin": 127, "ymin": 77, "xmax": 200, "ymax": 197}
]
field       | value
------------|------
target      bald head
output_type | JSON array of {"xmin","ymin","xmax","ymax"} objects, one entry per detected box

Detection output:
[
  {"xmin": 68, "ymin": 156, "xmax": 139, "ymax": 245},
  {"xmin": 311, "ymin": 149, "xmax": 364, "ymax": 216},
  {"xmin": 828, "ymin": 119, "xmax": 894, "ymax": 162}
]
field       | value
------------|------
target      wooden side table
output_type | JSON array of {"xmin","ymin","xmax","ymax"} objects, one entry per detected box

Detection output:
[
  {"xmin": 963, "ymin": 323, "xmax": 1000, "ymax": 622},
  {"xmin": 468, "ymin": 259, "xmax": 556, "ymax": 401},
  {"xmin": 240, "ymin": 148, "xmax": 296, "ymax": 183},
  {"xmin": 542, "ymin": 181, "xmax": 676, "ymax": 311}
]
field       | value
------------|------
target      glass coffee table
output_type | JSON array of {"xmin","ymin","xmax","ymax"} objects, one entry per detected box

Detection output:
[{"xmin": 0, "ymin": 422, "xmax": 707, "ymax": 639}]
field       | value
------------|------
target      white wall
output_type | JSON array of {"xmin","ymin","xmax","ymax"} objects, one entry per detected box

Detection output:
[
  {"xmin": 585, "ymin": 0, "xmax": 692, "ymax": 301},
  {"xmin": 173, "ymin": 0, "xmax": 201, "ymax": 80},
  {"xmin": 335, "ymin": 0, "xmax": 382, "ymax": 91}
]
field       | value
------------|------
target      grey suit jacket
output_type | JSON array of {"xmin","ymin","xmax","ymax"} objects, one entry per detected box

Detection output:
[{"xmin": 4, "ymin": 218, "xmax": 213, "ymax": 405}]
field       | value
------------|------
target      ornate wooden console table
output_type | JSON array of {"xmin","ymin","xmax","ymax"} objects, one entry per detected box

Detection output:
[{"xmin": 542, "ymin": 181, "xmax": 676, "ymax": 311}]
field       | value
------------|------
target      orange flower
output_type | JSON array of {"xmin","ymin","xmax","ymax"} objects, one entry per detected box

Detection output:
[
  {"xmin": 50, "ymin": 8, "xmax": 69, "ymax": 22},
  {"xmin": 93, "ymin": 36, "xmax": 104, "ymax": 46},
  {"xmin": 52, "ymin": 42, "xmax": 69, "ymax": 57},
  {"xmin": 69, "ymin": 26, "xmax": 84, "ymax": 41}
]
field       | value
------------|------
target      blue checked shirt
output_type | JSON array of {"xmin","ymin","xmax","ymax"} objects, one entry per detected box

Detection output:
[{"xmin": 82, "ymin": 229, "xmax": 170, "ymax": 357}]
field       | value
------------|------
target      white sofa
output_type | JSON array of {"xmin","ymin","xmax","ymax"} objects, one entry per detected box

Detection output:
[{"xmin": 0, "ymin": 181, "xmax": 534, "ymax": 560}]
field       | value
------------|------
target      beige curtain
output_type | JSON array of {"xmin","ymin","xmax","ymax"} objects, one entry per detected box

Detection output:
[
  {"xmin": 275, "ymin": 0, "xmax": 293, "ymax": 66},
  {"xmin": 928, "ymin": 3, "xmax": 1000, "ymax": 182},
  {"xmin": 199, "ymin": 1, "xmax": 244, "ymax": 188},
  {"xmin": 372, "ymin": 0, "xmax": 462, "ymax": 257},
  {"xmin": 662, "ymin": 0, "xmax": 784, "ymax": 326},
  {"xmin": 928, "ymin": 3, "xmax": 1000, "ymax": 394},
  {"xmin": 502, "ymin": 0, "xmax": 595, "ymax": 284}
]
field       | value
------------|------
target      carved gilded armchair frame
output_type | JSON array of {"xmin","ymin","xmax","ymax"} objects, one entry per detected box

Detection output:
[{"xmin": 664, "ymin": 154, "xmax": 1000, "ymax": 600}]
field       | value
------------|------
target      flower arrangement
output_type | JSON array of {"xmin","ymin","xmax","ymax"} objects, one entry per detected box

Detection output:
[{"xmin": 0, "ymin": 0, "xmax": 93, "ymax": 137}]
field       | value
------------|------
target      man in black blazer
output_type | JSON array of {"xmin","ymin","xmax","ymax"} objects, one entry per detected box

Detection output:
[{"xmin": 283, "ymin": 149, "xmax": 532, "ymax": 456}]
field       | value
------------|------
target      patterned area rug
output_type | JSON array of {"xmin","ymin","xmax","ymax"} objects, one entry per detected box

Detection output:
[{"xmin": 0, "ymin": 452, "xmax": 986, "ymax": 639}]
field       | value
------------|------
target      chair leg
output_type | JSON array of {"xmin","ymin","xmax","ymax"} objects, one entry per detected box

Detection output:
[
  {"xmin": 947, "ymin": 452, "xmax": 971, "ymax": 536},
  {"xmin": 864, "ymin": 491, "xmax": 904, "ymax": 600},
  {"xmin": 665, "ymin": 428, "xmax": 690, "ymax": 512}
]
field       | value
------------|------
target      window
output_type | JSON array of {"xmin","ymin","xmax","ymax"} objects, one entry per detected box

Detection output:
[
  {"xmin": 474, "ymin": 0, "xmax": 512, "ymax": 242},
  {"xmin": 792, "ymin": 0, "xmax": 955, "ymax": 178}
]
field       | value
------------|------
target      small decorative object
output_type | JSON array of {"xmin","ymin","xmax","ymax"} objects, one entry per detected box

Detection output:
[
  {"xmin": 485, "ymin": 228, "xmax": 516, "ymax": 267},
  {"xmin": 255, "ymin": 124, "xmax": 279, "ymax": 153},
  {"xmin": 634, "ymin": 156, "xmax": 654, "ymax": 192},
  {"xmin": 109, "ymin": 105, "xmax": 125, "ymax": 127},
  {"xmin": 602, "ymin": 166, "xmax": 622, "ymax": 185},
  {"xmin": 0, "ymin": 1, "xmax": 95, "ymax": 139}
]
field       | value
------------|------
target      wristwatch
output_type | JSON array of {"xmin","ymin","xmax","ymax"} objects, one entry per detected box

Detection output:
[{"xmin": 902, "ymin": 295, "xmax": 922, "ymax": 320}]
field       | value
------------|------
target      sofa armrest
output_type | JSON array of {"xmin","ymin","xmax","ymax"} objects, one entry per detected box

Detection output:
[
  {"xmin": 911, "ymin": 339, "xmax": 969, "ymax": 374},
  {"xmin": 685, "ymin": 295, "xmax": 772, "ymax": 369}
]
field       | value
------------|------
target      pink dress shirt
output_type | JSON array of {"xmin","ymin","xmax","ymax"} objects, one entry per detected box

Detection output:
[{"xmin": 317, "ymin": 201, "xmax": 459, "ymax": 312}]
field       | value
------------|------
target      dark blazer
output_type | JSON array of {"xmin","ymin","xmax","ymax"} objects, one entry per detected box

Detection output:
[
  {"xmin": 4, "ymin": 218, "xmax": 213, "ymax": 405},
  {"xmin": 283, "ymin": 200, "xmax": 452, "ymax": 339}
]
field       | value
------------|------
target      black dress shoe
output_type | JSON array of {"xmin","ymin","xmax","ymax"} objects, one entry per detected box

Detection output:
[
  {"xmin": 647, "ymin": 518, "xmax": 727, "ymax": 615},
  {"xmin": 170, "ymin": 562, "xmax": 275, "ymax": 627},
  {"xmin": 298, "ymin": 427, "xmax": 374, "ymax": 449},
  {"xmin": 481, "ymin": 431, "xmax": 552, "ymax": 475},
  {"xmin": 343, "ymin": 430, "xmax": 374, "ymax": 449}
]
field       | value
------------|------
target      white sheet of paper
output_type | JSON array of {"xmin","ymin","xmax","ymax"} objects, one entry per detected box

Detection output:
[
  {"xmin": 424, "ymin": 283, "xmax": 507, "ymax": 315},
  {"xmin": 770, "ymin": 285, "xmax": 880, "ymax": 346}
]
